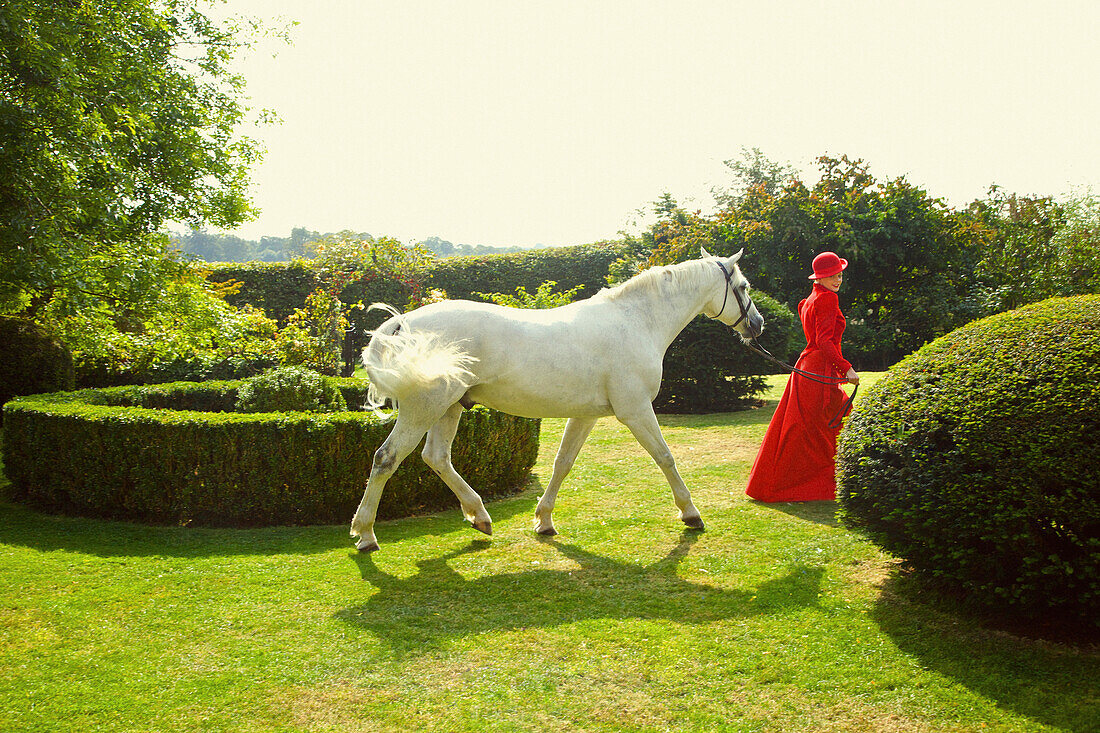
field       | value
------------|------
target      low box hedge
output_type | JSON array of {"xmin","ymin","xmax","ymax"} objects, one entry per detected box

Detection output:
[{"xmin": 1, "ymin": 379, "xmax": 540, "ymax": 528}]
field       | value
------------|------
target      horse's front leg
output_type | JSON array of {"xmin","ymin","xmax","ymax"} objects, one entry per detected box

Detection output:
[
  {"xmin": 351, "ymin": 415, "xmax": 432, "ymax": 552},
  {"xmin": 615, "ymin": 405, "xmax": 704, "ymax": 530},
  {"xmin": 534, "ymin": 416, "xmax": 597, "ymax": 535}
]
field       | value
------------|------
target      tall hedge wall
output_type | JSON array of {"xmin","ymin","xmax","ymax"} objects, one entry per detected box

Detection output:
[
  {"xmin": 207, "ymin": 242, "xmax": 631, "ymax": 376},
  {"xmin": 208, "ymin": 260, "xmax": 321, "ymax": 322},
  {"xmin": 425, "ymin": 241, "xmax": 631, "ymax": 301},
  {"xmin": 2, "ymin": 379, "xmax": 540, "ymax": 528}
]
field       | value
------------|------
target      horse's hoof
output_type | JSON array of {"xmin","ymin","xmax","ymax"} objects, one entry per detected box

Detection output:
[
  {"xmin": 682, "ymin": 516, "xmax": 705, "ymax": 530},
  {"xmin": 356, "ymin": 539, "xmax": 380, "ymax": 553},
  {"xmin": 471, "ymin": 520, "xmax": 492, "ymax": 536},
  {"xmin": 536, "ymin": 526, "xmax": 558, "ymax": 536}
]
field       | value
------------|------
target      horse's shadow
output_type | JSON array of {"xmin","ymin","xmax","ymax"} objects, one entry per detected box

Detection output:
[{"xmin": 337, "ymin": 532, "xmax": 825, "ymax": 655}]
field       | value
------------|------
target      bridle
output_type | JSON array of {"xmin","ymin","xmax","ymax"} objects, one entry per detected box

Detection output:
[
  {"xmin": 714, "ymin": 261, "xmax": 753, "ymax": 329},
  {"xmin": 714, "ymin": 261, "xmax": 856, "ymax": 429}
]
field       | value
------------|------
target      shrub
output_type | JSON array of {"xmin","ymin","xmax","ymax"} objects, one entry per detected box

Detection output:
[
  {"xmin": 206, "ymin": 258, "xmax": 414, "ymax": 376},
  {"xmin": 76, "ymin": 353, "xmax": 282, "ymax": 388},
  {"xmin": 837, "ymin": 295, "xmax": 1100, "ymax": 627},
  {"xmin": 474, "ymin": 280, "xmax": 585, "ymax": 309},
  {"xmin": 2, "ymin": 379, "xmax": 540, "ymax": 527},
  {"xmin": 654, "ymin": 291, "xmax": 799, "ymax": 413},
  {"xmin": 275, "ymin": 289, "xmax": 350, "ymax": 376},
  {"xmin": 235, "ymin": 366, "xmax": 347, "ymax": 414},
  {"xmin": 0, "ymin": 317, "xmax": 75, "ymax": 425}
]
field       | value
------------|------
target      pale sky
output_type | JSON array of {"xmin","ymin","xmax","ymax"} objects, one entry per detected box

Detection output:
[{"xmin": 213, "ymin": 0, "xmax": 1100, "ymax": 248}]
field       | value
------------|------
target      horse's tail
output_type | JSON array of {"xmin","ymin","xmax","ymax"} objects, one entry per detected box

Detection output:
[{"xmin": 362, "ymin": 303, "xmax": 478, "ymax": 416}]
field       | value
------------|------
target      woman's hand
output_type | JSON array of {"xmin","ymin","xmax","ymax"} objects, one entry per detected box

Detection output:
[{"xmin": 846, "ymin": 368, "xmax": 860, "ymax": 385}]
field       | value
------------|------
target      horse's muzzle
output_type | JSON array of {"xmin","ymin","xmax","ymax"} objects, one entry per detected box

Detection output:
[{"xmin": 745, "ymin": 313, "xmax": 765, "ymax": 338}]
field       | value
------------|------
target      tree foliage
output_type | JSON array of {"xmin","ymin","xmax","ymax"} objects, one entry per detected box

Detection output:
[
  {"xmin": 171, "ymin": 226, "xmax": 321, "ymax": 262},
  {"xmin": 964, "ymin": 187, "xmax": 1100, "ymax": 313},
  {"xmin": 169, "ymin": 229, "xmax": 536, "ymax": 263},
  {"xmin": 0, "ymin": 0, "xmax": 276, "ymax": 362},
  {"xmin": 643, "ymin": 153, "xmax": 992, "ymax": 369}
]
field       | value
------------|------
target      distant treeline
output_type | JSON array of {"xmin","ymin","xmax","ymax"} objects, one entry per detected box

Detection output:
[{"xmin": 169, "ymin": 228, "xmax": 535, "ymax": 262}]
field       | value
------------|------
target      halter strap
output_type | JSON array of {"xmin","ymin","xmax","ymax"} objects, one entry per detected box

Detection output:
[{"xmin": 714, "ymin": 261, "xmax": 749, "ymax": 328}]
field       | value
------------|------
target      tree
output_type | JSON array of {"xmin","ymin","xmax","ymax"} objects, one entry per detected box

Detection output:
[
  {"xmin": 713, "ymin": 146, "xmax": 799, "ymax": 207},
  {"xmin": 965, "ymin": 187, "xmax": 1100, "ymax": 312},
  {"xmin": 663, "ymin": 152, "xmax": 986, "ymax": 369},
  {"xmin": 965, "ymin": 189, "xmax": 1064, "ymax": 312},
  {"xmin": 1049, "ymin": 190, "xmax": 1100, "ymax": 296},
  {"xmin": 1, "ymin": 0, "xmax": 272, "ymax": 319}
]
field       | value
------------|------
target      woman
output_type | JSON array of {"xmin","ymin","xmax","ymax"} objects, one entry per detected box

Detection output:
[{"xmin": 745, "ymin": 251, "xmax": 859, "ymax": 502}]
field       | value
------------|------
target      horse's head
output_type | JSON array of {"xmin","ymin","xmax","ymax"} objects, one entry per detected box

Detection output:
[{"xmin": 700, "ymin": 247, "xmax": 765, "ymax": 339}]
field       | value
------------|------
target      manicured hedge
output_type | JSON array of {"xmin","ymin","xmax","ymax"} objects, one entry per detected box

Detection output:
[
  {"xmin": 207, "ymin": 260, "xmax": 322, "ymax": 322},
  {"xmin": 836, "ymin": 295, "xmax": 1100, "ymax": 627},
  {"xmin": 2, "ymin": 379, "xmax": 540, "ymax": 528},
  {"xmin": 207, "ymin": 260, "xmax": 414, "ymax": 377}
]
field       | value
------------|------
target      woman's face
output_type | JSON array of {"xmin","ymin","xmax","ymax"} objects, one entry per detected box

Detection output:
[{"xmin": 818, "ymin": 272, "xmax": 843, "ymax": 292}]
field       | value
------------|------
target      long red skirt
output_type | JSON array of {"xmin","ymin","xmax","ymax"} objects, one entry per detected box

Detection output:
[{"xmin": 745, "ymin": 350, "xmax": 850, "ymax": 502}]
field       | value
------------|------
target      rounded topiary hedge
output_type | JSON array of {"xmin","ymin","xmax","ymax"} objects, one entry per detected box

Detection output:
[
  {"xmin": 837, "ymin": 295, "xmax": 1100, "ymax": 626},
  {"xmin": 235, "ymin": 366, "xmax": 347, "ymax": 413},
  {"xmin": 1, "ymin": 378, "xmax": 540, "ymax": 528}
]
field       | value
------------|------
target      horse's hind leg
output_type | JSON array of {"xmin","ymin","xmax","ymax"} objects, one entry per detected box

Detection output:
[
  {"xmin": 534, "ymin": 416, "xmax": 597, "ymax": 536},
  {"xmin": 421, "ymin": 402, "xmax": 492, "ymax": 535},
  {"xmin": 616, "ymin": 405, "xmax": 704, "ymax": 530},
  {"xmin": 350, "ymin": 411, "xmax": 435, "ymax": 552}
]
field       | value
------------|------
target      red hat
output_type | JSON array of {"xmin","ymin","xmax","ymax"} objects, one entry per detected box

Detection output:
[{"xmin": 808, "ymin": 251, "xmax": 848, "ymax": 279}]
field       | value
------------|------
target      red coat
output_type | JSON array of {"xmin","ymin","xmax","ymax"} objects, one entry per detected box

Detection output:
[{"xmin": 745, "ymin": 283, "xmax": 853, "ymax": 502}]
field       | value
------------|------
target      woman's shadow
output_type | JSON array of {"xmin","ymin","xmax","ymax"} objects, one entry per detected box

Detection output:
[
  {"xmin": 338, "ymin": 531, "xmax": 825, "ymax": 656},
  {"xmin": 754, "ymin": 500, "xmax": 841, "ymax": 528}
]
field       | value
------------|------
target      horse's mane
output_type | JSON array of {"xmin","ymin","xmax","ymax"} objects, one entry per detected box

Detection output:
[{"xmin": 592, "ymin": 258, "xmax": 717, "ymax": 303}]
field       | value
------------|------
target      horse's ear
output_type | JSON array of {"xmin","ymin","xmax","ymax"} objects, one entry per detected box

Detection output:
[
  {"xmin": 729, "ymin": 248, "xmax": 744, "ymax": 263},
  {"xmin": 700, "ymin": 247, "xmax": 713, "ymax": 259}
]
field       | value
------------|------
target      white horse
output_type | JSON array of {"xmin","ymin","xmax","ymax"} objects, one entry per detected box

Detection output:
[{"xmin": 351, "ymin": 248, "xmax": 764, "ymax": 552}]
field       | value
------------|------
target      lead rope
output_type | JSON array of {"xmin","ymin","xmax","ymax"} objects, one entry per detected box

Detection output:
[{"xmin": 742, "ymin": 337, "xmax": 858, "ymax": 430}]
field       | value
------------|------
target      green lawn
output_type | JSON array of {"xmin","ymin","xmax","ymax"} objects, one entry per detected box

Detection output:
[{"xmin": 1, "ymin": 374, "xmax": 1096, "ymax": 732}]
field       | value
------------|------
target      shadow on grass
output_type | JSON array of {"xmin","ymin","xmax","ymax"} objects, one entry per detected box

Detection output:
[
  {"xmin": 0, "ymin": 484, "xmax": 536, "ymax": 558},
  {"xmin": 872, "ymin": 572, "xmax": 1100, "ymax": 733},
  {"xmin": 338, "ymin": 531, "xmax": 825, "ymax": 655},
  {"xmin": 753, "ymin": 499, "xmax": 841, "ymax": 528}
]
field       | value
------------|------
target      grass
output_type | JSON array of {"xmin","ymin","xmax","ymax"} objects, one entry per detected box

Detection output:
[{"xmin": 1, "ymin": 374, "xmax": 1097, "ymax": 732}]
